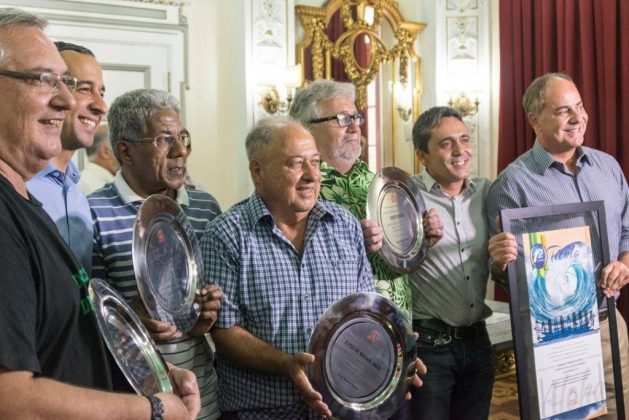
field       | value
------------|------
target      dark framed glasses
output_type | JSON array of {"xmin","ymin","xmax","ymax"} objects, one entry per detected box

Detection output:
[
  {"xmin": 309, "ymin": 112, "xmax": 365, "ymax": 127},
  {"xmin": 0, "ymin": 69, "xmax": 77, "ymax": 92}
]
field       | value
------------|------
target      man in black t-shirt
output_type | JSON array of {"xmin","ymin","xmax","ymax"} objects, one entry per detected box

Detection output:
[{"xmin": 0, "ymin": 8, "xmax": 200, "ymax": 419}]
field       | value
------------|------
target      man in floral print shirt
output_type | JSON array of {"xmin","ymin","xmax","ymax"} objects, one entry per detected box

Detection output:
[{"xmin": 290, "ymin": 79, "xmax": 443, "ymax": 319}]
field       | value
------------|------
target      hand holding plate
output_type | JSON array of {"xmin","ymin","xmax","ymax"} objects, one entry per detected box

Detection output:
[
  {"xmin": 361, "ymin": 219, "xmax": 384, "ymax": 252},
  {"xmin": 165, "ymin": 363, "xmax": 201, "ymax": 418},
  {"xmin": 131, "ymin": 298, "xmax": 182, "ymax": 341},
  {"xmin": 404, "ymin": 357, "xmax": 427, "ymax": 400},
  {"xmin": 422, "ymin": 208, "xmax": 444, "ymax": 248},
  {"xmin": 190, "ymin": 284, "xmax": 223, "ymax": 336},
  {"xmin": 287, "ymin": 352, "xmax": 332, "ymax": 417}
]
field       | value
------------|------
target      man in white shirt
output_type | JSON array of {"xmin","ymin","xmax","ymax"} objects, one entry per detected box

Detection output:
[{"xmin": 79, "ymin": 123, "xmax": 119, "ymax": 194}]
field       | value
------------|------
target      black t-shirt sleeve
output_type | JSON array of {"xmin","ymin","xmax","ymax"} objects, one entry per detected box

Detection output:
[{"xmin": 0, "ymin": 211, "xmax": 40, "ymax": 373}]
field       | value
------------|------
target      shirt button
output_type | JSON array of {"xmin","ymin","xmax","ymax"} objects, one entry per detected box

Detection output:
[
  {"xmin": 466, "ymin": 276, "xmax": 470, "ymax": 280},
  {"xmin": 461, "ymin": 249, "xmax": 465, "ymax": 253},
  {"xmin": 470, "ymin": 303, "xmax": 474, "ymax": 308},
  {"xmin": 306, "ymin": 328, "xmax": 312, "ymax": 334},
  {"xmin": 304, "ymin": 294, "xmax": 309, "ymax": 300}
]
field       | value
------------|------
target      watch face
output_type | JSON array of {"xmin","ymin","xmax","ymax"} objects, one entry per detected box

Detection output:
[
  {"xmin": 133, "ymin": 194, "xmax": 202, "ymax": 333},
  {"xmin": 367, "ymin": 166, "xmax": 428, "ymax": 273},
  {"xmin": 89, "ymin": 278, "xmax": 173, "ymax": 396},
  {"xmin": 308, "ymin": 292, "xmax": 417, "ymax": 419}
]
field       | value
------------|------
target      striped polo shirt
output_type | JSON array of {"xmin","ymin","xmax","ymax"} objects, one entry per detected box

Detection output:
[{"xmin": 88, "ymin": 172, "xmax": 222, "ymax": 420}]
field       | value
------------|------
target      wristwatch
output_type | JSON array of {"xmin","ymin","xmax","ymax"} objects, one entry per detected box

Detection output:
[{"xmin": 147, "ymin": 395, "xmax": 164, "ymax": 420}]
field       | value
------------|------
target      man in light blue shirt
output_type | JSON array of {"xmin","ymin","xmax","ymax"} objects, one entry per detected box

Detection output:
[
  {"xmin": 488, "ymin": 72, "xmax": 629, "ymax": 418},
  {"xmin": 27, "ymin": 41, "xmax": 106, "ymax": 273}
]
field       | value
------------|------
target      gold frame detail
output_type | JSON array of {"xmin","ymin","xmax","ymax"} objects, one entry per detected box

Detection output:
[{"xmin": 296, "ymin": 0, "xmax": 425, "ymax": 110}]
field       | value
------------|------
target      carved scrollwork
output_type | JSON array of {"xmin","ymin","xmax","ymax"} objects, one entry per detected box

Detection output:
[{"xmin": 296, "ymin": 0, "xmax": 425, "ymax": 110}]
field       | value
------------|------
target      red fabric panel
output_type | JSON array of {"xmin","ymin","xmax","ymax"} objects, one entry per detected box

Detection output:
[{"xmin": 498, "ymin": 1, "xmax": 629, "ymax": 320}]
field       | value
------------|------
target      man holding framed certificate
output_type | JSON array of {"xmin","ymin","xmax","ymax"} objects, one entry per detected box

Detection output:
[{"xmin": 488, "ymin": 72, "xmax": 629, "ymax": 418}]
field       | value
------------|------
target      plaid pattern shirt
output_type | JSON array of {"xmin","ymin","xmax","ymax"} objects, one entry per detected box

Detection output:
[
  {"xmin": 200, "ymin": 192, "xmax": 373, "ymax": 418},
  {"xmin": 319, "ymin": 160, "xmax": 412, "ymax": 319}
]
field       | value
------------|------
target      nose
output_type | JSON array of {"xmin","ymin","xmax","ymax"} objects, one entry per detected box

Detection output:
[
  {"xmin": 168, "ymin": 135, "xmax": 187, "ymax": 158},
  {"xmin": 452, "ymin": 140, "xmax": 462, "ymax": 155},
  {"xmin": 51, "ymin": 81, "xmax": 76, "ymax": 112},
  {"xmin": 302, "ymin": 160, "xmax": 320, "ymax": 182},
  {"xmin": 89, "ymin": 93, "xmax": 108, "ymax": 116},
  {"xmin": 347, "ymin": 116, "xmax": 362, "ymax": 134}
]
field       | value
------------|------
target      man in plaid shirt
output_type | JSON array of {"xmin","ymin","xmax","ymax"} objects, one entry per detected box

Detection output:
[{"xmin": 201, "ymin": 117, "xmax": 424, "ymax": 419}]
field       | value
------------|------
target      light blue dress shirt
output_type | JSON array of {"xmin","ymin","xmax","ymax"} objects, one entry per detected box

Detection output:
[{"xmin": 27, "ymin": 161, "xmax": 93, "ymax": 273}]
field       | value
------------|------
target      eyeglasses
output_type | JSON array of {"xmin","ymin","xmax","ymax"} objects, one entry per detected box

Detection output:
[
  {"xmin": 309, "ymin": 112, "xmax": 365, "ymax": 127},
  {"xmin": 0, "ymin": 69, "xmax": 78, "ymax": 92},
  {"xmin": 129, "ymin": 130, "xmax": 191, "ymax": 151}
]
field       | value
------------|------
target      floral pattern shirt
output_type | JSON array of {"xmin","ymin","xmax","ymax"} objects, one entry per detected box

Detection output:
[{"xmin": 319, "ymin": 160, "xmax": 412, "ymax": 318}]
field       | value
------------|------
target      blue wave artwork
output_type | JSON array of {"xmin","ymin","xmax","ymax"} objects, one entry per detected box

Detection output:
[{"xmin": 527, "ymin": 241, "xmax": 598, "ymax": 345}]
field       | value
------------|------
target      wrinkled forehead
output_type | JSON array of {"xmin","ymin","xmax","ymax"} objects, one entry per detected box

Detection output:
[{"xmin": 0, "ymin": 26, "xmax": 65, "ymax": 73}]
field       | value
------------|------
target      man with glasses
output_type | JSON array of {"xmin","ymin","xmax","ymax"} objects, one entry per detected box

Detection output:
[
  {"xmin": 290, "ymin": 79, "xmax": 443, "ymax": 320},
  {"xmin": 0, "ymin": 8, "xmax": 200, "ymax": 419},
  {"xmin": 88, "ymin": 88, "xmax": 223, "ymax": 420},
  {"xmin": 27, "ymin": 41, "xmax": 106, "ymax": 274}
]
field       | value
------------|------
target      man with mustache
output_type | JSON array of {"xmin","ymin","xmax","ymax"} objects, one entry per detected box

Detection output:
[
  {"xmin": 89, "ymin": 88, "xmax": 223, "ymax": 420},
  {"xmin": 488, "ymin": 72, "xmax": 629, "ymax": 418},
  {"xmin": 27, "ymin": 41, "xmax": 106, "ymax": 273},
  {"xmin": 0, "ymin": 8, "xmax": 199, "ymax": 419},
  {"xmin": 406, "ymin": 106, "xmax": 495, "ymax": 420},
  {"xmin": 290, "ymin": 80, "xmax": 443, "ymax": 321},
  {"xmin": 201, "ymin": 116, "xmax": 426, "ymax": 418}
]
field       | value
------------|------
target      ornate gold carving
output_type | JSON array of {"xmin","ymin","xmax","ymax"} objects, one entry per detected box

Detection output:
[{"xmin": 296, "ymin": 0, "xmax": 425, "ymax": 110}]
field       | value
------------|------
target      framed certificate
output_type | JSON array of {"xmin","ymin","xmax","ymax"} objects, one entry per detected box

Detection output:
[
  {"xmin": 501, "ymin": 201, "xmax": 624, "ymax": 419},
  {"xmin": 308, "ymin": 292, "xmax": 416, "ymax": 419},
  {"xmin": 133, "ymin": 194, "xmax": 202, "ymax": 333},
  {"xmin": 89, "ymin": 278, "xmax": 173, "ymax": 396},
  {"xmin": 366, "ymin": 167, "xmax": 428, "ymax": 273}
]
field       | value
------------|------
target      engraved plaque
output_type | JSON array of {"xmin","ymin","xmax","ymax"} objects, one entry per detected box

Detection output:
[
  {"xmin": 308, "ymin": 293, "xmax": 416, "ymax": 419},
  {"xmin": 367, "ymin": 167, "xmax": 428, "ymax": 272},
  {"xmin": 133, "ymin": 194, "xmax": 202, "ymax": 333},
  {"xmin": 89, "ymin": 278, "xmax": 172, "ymax": 396}
]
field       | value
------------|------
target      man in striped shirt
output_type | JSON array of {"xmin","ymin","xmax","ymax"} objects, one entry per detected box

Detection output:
[
  {"xmin": 488, "ymin": 73, "xmax": 629, "ymax": 418},
  {"xmin": 89, "ymin": 88, "xmax": 222, "ymax": 420}
]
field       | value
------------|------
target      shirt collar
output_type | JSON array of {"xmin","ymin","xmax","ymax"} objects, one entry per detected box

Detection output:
[
  {"xmin": 113, "ymin": 171, "xmax": 189, "ymax": 206},
  {"xmin": 531, "ymin": 139, "xmax": 592, "ymax": 174},
  {"xmin": 246, "ymin": 191, "xmax": 332, "ymax": 227},
  {"xmin": 36, "ymin": 160, "xmax": 81, "ymax": 185},
  {"xmin": 417, "ymin": 168, "xmax": 473, "ymax": 195}
]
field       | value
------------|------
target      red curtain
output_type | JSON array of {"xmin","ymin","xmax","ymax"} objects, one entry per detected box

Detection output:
[{"xmin": 497, "ymin": 1, "xmax": 629, "ymax": 319}]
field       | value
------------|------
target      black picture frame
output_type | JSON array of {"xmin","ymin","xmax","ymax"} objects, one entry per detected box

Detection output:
[{"xmin": 501, "ymin": 200, "xmax": 624, "ymax": 420}]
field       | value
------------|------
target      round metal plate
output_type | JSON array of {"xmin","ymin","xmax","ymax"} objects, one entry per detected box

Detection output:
[
  {"xmin": 308, "ymin": 292, "xmax": 417, "ymax": 419},
  {"xmin": 366, "ymin": 166, "xmax": 428, "ymax": 273},
  {"xmin": 89, "ymin": 278, "xmax": 173, "ymax": 395},
  {"xmin": 133, "ymin": 194, "xmax": 201, "ymax": 333}
]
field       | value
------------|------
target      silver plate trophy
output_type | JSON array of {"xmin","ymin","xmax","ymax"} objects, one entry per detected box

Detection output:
[
  {"xmin": 89, "ymin": 278, "xmax": 173, "ymax": 395},
  {"xmin": 367, "ymin": 166, "xmax": 428, "ymax": 273},
  {"xmin": 133, "ymin": 194, "xmax": 202, "ymax": 333},
  {"xmin": 308, "ymin": 292, "xmax": 417, "ymax": 419}
]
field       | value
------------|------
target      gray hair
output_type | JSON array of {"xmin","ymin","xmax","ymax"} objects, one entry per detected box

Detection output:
[
  {"xmin": 86, "ymin": 124, "xmax": 110, "ymax": 158},
  {"xmin": 0, "ymin": 8, "xmax": 48, "ymax": 65},
  {"xmin": 108, "ymin": 88, "xmax": 180, "ymax": 159},
  {"xmin": 412, "ymin": 106, "xmax": 463, "ymax": 153},
  {"xmin": 523, "ymin": 72, "xmax": 574, "ymax": 115},
  {"xmin": 290, "ymin": 79, "xmax": 356, "ymax": 125},
  {"xmin": 245, "ymin": 116, "xmax": 304, "ymax": 161}
]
